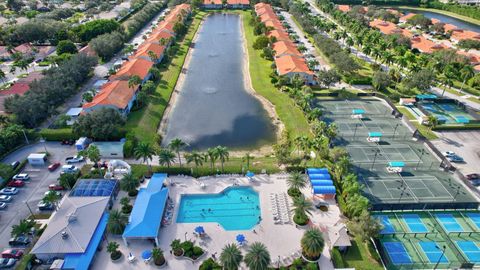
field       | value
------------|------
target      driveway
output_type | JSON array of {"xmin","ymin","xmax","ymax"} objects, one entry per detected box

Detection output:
[{"xmin": 0, "ymin": 142, "xmax": 78, "ymax": 250}]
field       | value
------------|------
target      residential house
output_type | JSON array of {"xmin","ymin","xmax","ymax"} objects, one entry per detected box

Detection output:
[
  {"xmin": 146, "ymin": 30, "xmax": 174, "ymax": 45},
  {"xmin": 399, "ymin": 13, "xmax": 417, "ymax": 24},
  {"xmin": 268, "ymin": 29, "xmax": 291, "ymax": 42},
  {"xmin": 450, "ymin": 29, "xmax": 480, "ymax": 43},
  {"xmin": 443, "ymin": 23, "xmax": 458, "ymax": 32},
  {"xmin": 411, "ymin": 36, "xmax": 447, "ymax": 53},
  {"xmin": 272, "ymin": 41, "xmax": 303, "ymax": 58},
  {"xmin": 457, "ymin": 50, "xmax": 480, "ymax": 65},
  {"xmin": 275, "ymin": 54, "xmax": 315, "ymax": 84},
  {"xmin": 130, "ymin": 42, "xmax": 166, "ymax": 63},
  {"xmin": 0, "ymin": 71, "xmax": 44, "ymax": 96},
  {"xmin": 82, "ymin": 80, "xmax": 138, "ymax": 116},
  {"xmin": 264, "ymin": 19, "xmax": 285, "ymax": 31},
  {"xmin": 369, "ymin": 19, "xmax": 412, "ymax": 37},
  {"xmin": 34, "ymin": 46, "xmax": 56, "ymax": 62},
  {"xmin": 337, "ymin": 5, "xmax": 351, "ymax": 13},
  {"xmin": 227, "ymin": 0, "xmax": 249, "ymax": 9},
  {"xmin": 110, "ymin": 58, "xmax": 154, "ymax": 82}
]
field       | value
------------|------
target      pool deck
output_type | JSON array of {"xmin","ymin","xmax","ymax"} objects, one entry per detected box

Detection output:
[{"xmin": 93, "ymin": 174, "xmax": 342, "ymax": 269}]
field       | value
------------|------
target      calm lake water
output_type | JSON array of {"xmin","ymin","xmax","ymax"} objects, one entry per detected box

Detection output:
[
  {"xmin": 400, "ymin": 9, "xmax": 480, "ymax": 32},
  {"xmin": 162, "ymin": 14, "xmax": 276, "ymax": 150}
]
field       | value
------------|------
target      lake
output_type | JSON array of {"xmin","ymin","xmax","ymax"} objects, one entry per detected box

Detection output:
[
  {"xmin": 162, "ymin": 13, "xmax": 276, "ymax": 150},
  {"xmin": 400, "ymin": 9, "xmax": 480, "ymax": 32}
]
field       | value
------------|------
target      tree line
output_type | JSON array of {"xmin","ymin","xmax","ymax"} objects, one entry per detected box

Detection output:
[{"xmin": 428, "ymin": 1, "xmax": 480, "ymax": 21}]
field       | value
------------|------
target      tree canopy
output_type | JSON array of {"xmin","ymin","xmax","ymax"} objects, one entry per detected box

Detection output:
[{"xmin": 73, "ymin": 108, "xmax": 126, "ymax": 140}]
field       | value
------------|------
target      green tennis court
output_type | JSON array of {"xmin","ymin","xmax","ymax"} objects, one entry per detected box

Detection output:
[{"xmin": 349, "ymin": 144, "xmax": 421, "ymax": 165}]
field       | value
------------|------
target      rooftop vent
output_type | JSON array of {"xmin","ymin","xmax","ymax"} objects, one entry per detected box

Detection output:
[{"xmin": 61, "ymin": 231, "xmax": 69, "ymax": 239}]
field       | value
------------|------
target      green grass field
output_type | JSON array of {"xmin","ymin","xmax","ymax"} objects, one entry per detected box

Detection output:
[
  {"xmin": 125, "ymin": 12, "xmax": 206, "ymax": 143},
  {"xmin": 342, "ymin": 237, "xmax": 384, "ymax": 270},
  {"xmin": 242, "ymin": 11, "xmax": 311, "ymax": 138}
]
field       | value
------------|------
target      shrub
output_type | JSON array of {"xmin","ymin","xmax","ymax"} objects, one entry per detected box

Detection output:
[
  {"xmin": 193, "ymin": 246, "xmax": 204, "ymax": 257},
  {"xmin": 199, "ymin": 258, "xmax": 222, "ymax": 270},
  {"xmin": 110, "ymin": 251, "xmax": 122, "ymax": 260},
  {"xmin": 331, "ymin": 247, "xmax": 345, "ymax": 268},
  {"xmin": 288, "ymin": 187, "xmax": 302, "ymax": 198},
  {"xmin": 306, "ymin": 262, "xmax": 318, "ymax": 270},
  {"xmin": 121, "ymin": 204, "xmax": 133, "ymax": 214},
  {"xmin": 128, "ymin": 189, "xmax": 138, "ymax": 197},
  {"xmin": 123, "ymin": 140, "xmax": 135, "ymax": 158},
  {"xmin": 293, "ymin": 214, "xmax": 309, "ymax": 226},
  {"xmin": 39, "ymin": 128, "xmax": 76, "ymax": 141}
]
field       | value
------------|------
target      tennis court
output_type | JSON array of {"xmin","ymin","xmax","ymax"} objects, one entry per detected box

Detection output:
[
  {"xmin": 383, "ymin": 242, "xmax": 413, "ymax": 265},
  {"xmin": 349, "ymin": 144, "xmax": 421, "ymax": 165},
  {"xmin": 418, "ymin": 101, "xmax": 475, "ymax": 124},
  {"xmin": 467, "ymin": 213, "xmax": 480, "ymax": 230},
  {"xmin": 319, "ymin": 99, "xmax": 391, "ymax": 116},
  {"xmin": 419, "ymin": 242, "xmax": 449, "ymax": 263},
  {"xmin": 403, "ymin": 214, "xmax": 429, "ymax": 233},
  {"xmin": 456, "ymin": 241, "xmax": 480, "ymax": 263},
  {"xmin": 436, "ymin": 214, "xmax": 465, "ymax": 233}
]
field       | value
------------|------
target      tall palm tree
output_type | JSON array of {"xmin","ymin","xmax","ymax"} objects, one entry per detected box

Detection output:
[
  {"xmin": 168, "ymin": 138, "xmax": 187, "ymax": 167},
  {"xmin": 43, "ymin": 191, "xmax": 61, "ymax": 210},
  {"xmin": 158, "ymin": 148, "xmax": 176, "ymax": 168},
  {"xmin": 11, "ymin": 219, "xmax": 35, "ymax": 237},
  {"xmin": 244, "ymin": 242, "xmax": 271, "ymax": 270},
  {"xmin": 427, "ymin": 115, "xmax": 438, "ymax": 130},
  {"xmin": 287, "ymin": 172, "xmax": 307, "ymax": 192},
  {"xmin": 134, "ymin": 142, "xmax": 156, "ymax": 173},
  {"xmin": 292, "ymin": 195, "xmax": 313, "ymax": 221},
  {"xmin": 214, "ymin": 146, "xmax": 229, "ymax": 173},
  {"xmin": 185, "ymin": 151, "xmax": 204, "ymax": 173},
  {"xmin": 206, "ymin": 148, "xmax": 218, "ymax": 173},
  {"xmin": 120, "ymin": 173, "xmax": 139, "ymax": 193},
  {"xmin": 147, "ymin": 50, "xmax": 158, "ymax": 63},
  {"xmin": 128, "ymin": 75, "xmax": 142, "ymax": 90},
  {"xmin": 242, "ymin": 153, "xmax": 254, "ymax": 170},
  {"xmin": 301, "ymin": 227, "xmax": 325, "ymax": 260},
  {"xmin": 459, "ymin": 65, "xmax": 474, "ymax": 91},
  {"xmin": 220, "ymin": 243, "xmax": 243, "ymax": 270},
  {"xmin": 107, "ymin": 209, "xmax": 128, "ymax": 235}
]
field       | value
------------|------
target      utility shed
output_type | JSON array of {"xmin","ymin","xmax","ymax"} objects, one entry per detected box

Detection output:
[{"xmin": 28, "ymin": 153, "xmax": 47, "ymax": 166}]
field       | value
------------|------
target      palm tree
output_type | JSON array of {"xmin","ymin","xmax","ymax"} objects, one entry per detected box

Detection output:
[
  {"xmin": 147, "ymin": 50, "xmax": 158, "ymax": 63},
  {"xmin": 427, "ymin": 115, "xmax": 438, "ymax": 130},
  {"xmin": 301, "ymin": 227, "xmax": 325, "ymax": 260},
  {"xmin": 152, "ymin": 247, "xmax": 165, "ymax": 266},
  {"xmin": 214, "ymin": 146, "xmax": 229, "ymax": 173},
  {"xmin": 185, "ymin": 151, "xmax": 204, "ymax": 173},
  {"xmin": 459, "ymin": 65, "xmax": 474, "ymax": 91},
  {"xmin": 206, "ymin": 148, "xmax": 218, "ymax": 173},
  {"xmin": 11, "ymin": 219, "xmax": 35, "ymax": 237},
  {"xmin": 292, "ymin": 195, "xmax": 313, "ymax": 222},
  {"xmin": 120, "ymin": 173, "xmax": 139, "ymax": 193},
  {"xmin": 134, "ymin": 142, "xmax": 156, "ymax": 173},
  {"xmin": 244, "ymin": 242, "xmax": 271, "ymax": 270},
  {"xmin": 43, "ymin": 191, "xmax": 61, "ymax": 210},
  {"xmin": 168, "ymin": 138, "xmax": 187, "ymax": 167},
  {"xmin": 287, "ymin": 172, "xmax": 307, "ymax": 192},
  {"xmin": 128, "ymin": 75, "xmax": 142, "ymax": 90},
  {"xmin": 220, "ymin": 243, "xmax": 243, "ymax": 270},
  {"xmin": 0, "ymin": 69, "xmax": 6, "ymax": 83},
  {"xmin": 107, "ymin": 209, "xmax": 127, "ymax": 235},
  {"xmin": 242, "ymin": 153, "xmax": 254, "ymax": 170},
  {"xmin": 158, "ymin": 148, "xmax": 176, "ymax": 168}
]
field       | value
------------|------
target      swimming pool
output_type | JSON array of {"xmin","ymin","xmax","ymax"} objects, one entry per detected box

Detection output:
[{"xmin": 176, "ymin": 186, "xmax": 260, "ymax": 230}]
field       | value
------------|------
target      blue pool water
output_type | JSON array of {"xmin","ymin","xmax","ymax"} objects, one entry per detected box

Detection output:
[{"xmin": 176, "ymin": 186, "xmax": 260, "ymax": 230}]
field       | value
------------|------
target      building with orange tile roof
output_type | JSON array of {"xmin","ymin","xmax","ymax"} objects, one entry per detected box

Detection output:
[
  {"xmin": 131, "ymin": 42, "xmax": 166, "ymax": 63},
  {"xmin": 267, "ymin": 29, "xmax": 291, "ymax": 41},
  {"xmin": 254, "ymin": 2, "xmax": 269, "ymax": 11},
  {"xmin": 227, "ymin": 0, "xmax": 249, "ymax": 8},
  {"xmin": 451, "ymin": 29, "xmax": 480, "ymax": 43},
  {"xmin": 411, "ymin": 36, "xmax": 446, "ymax": 53},
  {"xmin": 202, "ymin": 0, "xmax": 249, "ymax": 9},
  {"xmin": 203, "ymin": 0, "xmax": 222, "ymax": 8},
  {"xmin": 443, "ymin": 23, "xmax": 458, "ymax": 32},
  {"xmin": 110, "ymin": 58, "xmax": 154, "ymax": 81},
  {"xmin": 431, "ymin": 18, "xmax": 440, "ymax": 24},
  {"xmin": 255, "ymin": 5, "xmax": 274, "ymax": 16},
  {"xmin": 156, "ymin": 21, "xmax": 176, "ymax": 35},
  {"xmin": 146, "ymin": 30, "xmax": 174, "ymax": 44},
  {"xmin": 457, "ymin": 50, "xmax": 480, "ymax": 65},
  {"xmin": 83, "ymin": 80, "xmax": 138, "ymax": 115},
  {"xmin": 337, "ymin": 5, "xmax": 350, "ymax": 12},
  {"xmin": 272, "ymin": 41, "xmax": 303, "ymax": 58},
  {"xmin": 399, "ymin": 13, "xmax": 417, "ymax": 23},
  {"xmin": 264, "ymin": 19, "xmax": 285, "ymax": 31},
  {"xmin": 275, "ymin": 55, "xmax": 314, "ymax": 82},
  {"xmin": 474, "ymin": 65, "xmax": 480, "ymax": 73}
]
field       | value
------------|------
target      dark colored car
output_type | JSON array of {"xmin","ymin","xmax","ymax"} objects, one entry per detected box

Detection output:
[
  {"xmin": 1, "ymin": 249, "xmax": 23, "ymax": 259},
  {"xmin": 7, "ymin": 180, "xmax": 24, "ymax": 188},
  {"xmin": 8, "ymin": 236, "xmax": 30, "ymax": 247},
  {"xmin": 38, "ymin": 201, "xmax": 54, "ymax": 211},
  {"xmin": 10, "ymin": 161, "xmax": 19, "ymax": 170},
  {"xmin": 48, "ymin": 162, "xmax": 61, "ymax": 172},
  {"xmin": 48, "ymin": 184, "xmax": 64, "ymax": 191},
  {"xmin": 61, "ymin": 140, "xmax": 74, "ymax": 145},
  {"xmin": 467, "ymin": 173, "xmax": 480, "ymax": 180}
]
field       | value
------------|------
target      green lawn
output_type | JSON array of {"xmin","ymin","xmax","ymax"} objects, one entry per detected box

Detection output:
[
  {"xmin": 125, "ymin": 12, "xmax": 206, "ymax": 143},
  {"xmin": 397, "ymin": 105, "xmax": 438, "ymax": 140},
  {"xmin": 397, "ymin": 6, "xmax": 480, "ymax": 25},
  {"xmin": 242, "ymin": 11, "xmax": 311, "ymax": 138},
  {"xmin": 342, "ymin": 238, "xmax": 384, "ymax": 270}
]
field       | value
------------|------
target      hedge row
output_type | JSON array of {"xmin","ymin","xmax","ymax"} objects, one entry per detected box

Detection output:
[
  {"xmin": 0, "ymin": 160, "xmax": 27, "ymax": 189},
  {"xmin": 331, "ymin": 247, "xmax": 345, "ymax": 268},
  {"xmin": 432, "ymin": 124, "xmax": 480, "ymax": 131},
  {"xmin": 39, "ymin": 128, "xmax": 76, "ymax": 141}
]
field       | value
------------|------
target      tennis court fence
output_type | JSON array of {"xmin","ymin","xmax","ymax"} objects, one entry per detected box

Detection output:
[{"xmin": 340, "ymin": 133, "xmax": 412, "ymax": 142}]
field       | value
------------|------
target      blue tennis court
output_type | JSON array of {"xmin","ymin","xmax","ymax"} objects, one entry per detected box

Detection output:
[
  {"xmin": 378, "ymin": 215, "xmax": 395, "ymax": 234},
  {"xmin": 419, "ymin": 242, "xmax": 448, "ymax": 263},
  {"xmin": 456, "ymin": 241, "xmax": 480, "ymax": 263},
  {"xmin": 402, "ymin": 214, "xmax": 428, "ymax": 233},
  {"xmin": 436, "ymin": 214, "xmax": 464, "ymax": 233},
  {"xmin": 383, "ymin": 242, "xmax": 412, "ymax": 265},
  {"xmin": 467, "ymin": 213, "xmax": 480, "ymax": 230}
]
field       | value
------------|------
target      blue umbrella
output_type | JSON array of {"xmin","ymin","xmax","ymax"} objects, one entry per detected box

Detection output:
[
  {"xmin": 246, "ymin": 171, "xmax": 255, "ymax": 178},
  {"xmin": 236, "ymin": 234, "xmax": 245, "ymax": 243},
  {"xmin": 142, "ymin": 250, "xmax": 152, "ymax": 260},
  {"xmin": 195, "ymin": 226, "xmax": 205, "ymax": 234}
]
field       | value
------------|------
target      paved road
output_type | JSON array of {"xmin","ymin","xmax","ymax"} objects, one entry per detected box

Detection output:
[{"xmin": 0, "ymin": 142, "xmax": 78, "ymax": 250}]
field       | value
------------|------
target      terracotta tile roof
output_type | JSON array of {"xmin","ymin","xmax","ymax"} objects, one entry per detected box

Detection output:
[
  {"xmin": 386, "ymin": 9, "xmax": 402, "ymax": 16},
  {"xmin": 78, "ymin": 45, "xmax": 97, "ymax": 57},
  {"xmin": 411, "ymin": 36, "xmax": 446, "ymax": 53},
  {"xmin": 110, "ymin": 58, "xmax": 154, "ymax": 80},
  {"xmin": 255, "ymin": 6, "xmax": 274, "ymax": 15},
  {"xmin": 337, "ymin": 5, "xmax": 350, "ymax": 12},
  {"xmin": 431, "ymin": 18, "xmax": 441, "ymax": 24},
  {"xmin": 131, "ymin": 42, "xmax": 165, "ymax": 61},
  {"xmin": 146, "ymin": 30, "xmax": 174, "ymax": 43},
  {"xmin": 83, "ymin": 80, "xmax": 135, "ymax": 110},
  {"xmin": 443, "ymin": 23, "xmax": 458, "ymax": 32},
  {"xmin": 14, "ymin": 43, "xmax": 34, "ymax": 54},
  {"xmin": 474, "ymin": 64, "xmax": 480, "ymax": 72},
  {"xmin": 260, "ymin": 12, "xmax": 277, "ymax": 23},
  {"xmin": 0, "ymin": 83, "xmax": 30, "ymax": 96},
  {"xmin": 156, "ymin": 21, "xmax": 176, "ymax": 34},
  {"xmin": 275, "ymin": 55, "xmax": 313, "ymax": 75},
  {"xmin": 267, "ymin": 29, "xmax": 290, "ymax": 41},
  {"xmin": 457, "ymin": 50, "xmax": 480, "ymax": 64},
  {"xmin": 254, "ymin": 2, "xmax": 269, "ymax": 10},
  {"xmin": 272, "ymin": 41, "xmax": 302, "ymax": 57},
  {"xmin": 264, "ymin": 19, "xmax": 285, "ymax": 31},
  {"xmin": 227, "ymin": 0, "xmax": 249, "ymax": 4},
  {"xmin": 399, "ymin": 13, "xmax": 416, "ymax": 22},
  {"xmin": 451, "ymin": 30, "xmax": 480, "ymax": 42},
  {"xmin": 203, "ymin": 0, "xmax": 222, "ymax": 4}
]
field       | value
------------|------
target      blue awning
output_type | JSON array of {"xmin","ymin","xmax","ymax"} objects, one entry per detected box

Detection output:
[
  {"xmin": 307, "ymin": 168, "xmax": 329, "ymax": 174},
  {"xmin": 123, "ymin": 173, "xmax": 169, "ymax": 239},
  {"xmin": 309, "ymin": 174, "xmax": 331, "ymax": 180},
  {"xmin": 368, "ymin": 132, "xmax": 383, "ymax": 137},
  {"xmin": 388, "ymin": 161, "xmax": 405, "ymax": 167},
  {"xmin": 352, "ymin": 109, "xmax": 365, "ymax": 114},
  {"xmin": 455, "ymin": 116, "xmax": 470, "ymax": 123},
  {"xmin": 310, "ymin": 180, "xmax": 334, "ymax": 186},
  {"xmin": 313, "ymin": 186, "xmax": 336, "ymax": 194},
  {"xmin": 62, "ymin": 213, "xmax": 109, "ymax": 270},
  {"xmin": 416, "ymin": 94, "xmax": 437, "ymax": 100}
]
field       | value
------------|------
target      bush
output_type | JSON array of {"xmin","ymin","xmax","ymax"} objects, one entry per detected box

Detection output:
[
  {"xmin": 288, "ymin": 187, "xmax": 302, "ymax": 198},
  {"xmin": 123, "ymin": 140, "xmax": 135, "ymax": 158},
  {"xmin": 193, "ymin": 246, "xmax": 204, "ymax": 257},
  {"xmin": 121, "ymin": 204, "xmax": 133, "ymax": 214},
  {"xmin": 128, "ymin": 189, "xmax": 138, "ymax": 197},
  {"xmin": 331, "ymin": 247, "xmax": 345, "ymax": 268},
  {"xmin": 39, "ymin": 128, "xmax": 76, "ymax": 141},
  {"xmin": 293, "ymin": 214, "xmax": 309, "ymax": 226},
  {"xmin": 199, "ymin": 258, "xmax": 222, "ymax": 270},
  {"xmin": 110, "ymin": 251, "xmax": 122, "ymax": 260}
]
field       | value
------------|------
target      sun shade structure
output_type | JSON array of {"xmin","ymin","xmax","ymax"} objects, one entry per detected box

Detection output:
[
  {"xmin": 352, "ymin": 109, "xmax": 365, "ymax": 114},
  {"xmin": 308, "ymin": 174, "xmax": 331, "ymax": 180},
  {"xmin": 368, "ymin": 132, "xmax": 383, "ymax": 137},
  {"xmin": 307, "ymin": 168, "xmax": 336, "ymax": 196},
  {"xmin": 123, "ymin": 173, "xmax": 169, "ymax": 246},
  {"xmin": 236, "ymin": 234, "xmax": 246, "ymax": 243},
  {"xmin": 388, "ymin": 161, "xmax": 405, "ymax": 167},
  {"xmin": 62, "ymin": 213, "xmax": 109, "ymax": 270},
  {"xmin": 313, "ymin": 186, "xmax": 336, "ymax": 194},
  {"xmin": 142, "ymin": 250, "xmax": 152, "ymax": 260},
  {"xmin": 307, "ymin": 168, "xmax": 329, "ymax": 174},
  {"xmin": 195, "ymin": 226, "xmax": 205, "ymax": 234},
  {"xmin": 70, "ymin": 179, "xmax": 118, "ymax": 197},
  {"xmin": 310, "ymin": 180, "xmax": 334, "ymax": 186},
  {"xmin": 416, "ymin": 94, "xmax": 437, "ymax": 100},
  {"xmin": 455, "ymin": 116, "xmax": 470, "ymax": 123},
  {"xmin": 246, "ymin": 171, "xmax": 255, "ymax": 178}
]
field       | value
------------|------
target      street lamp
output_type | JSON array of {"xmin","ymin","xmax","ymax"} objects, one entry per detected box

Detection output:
[
  {"xmin": 24, "ymin": 201, "xmax": 34, "ymax": 220},
  {"xmin": 433, "ymin": 245, "xmax": 446, "ymax": 269},
  {"xmin": 39, "ymin": 137, "xmax": 48, "ymax": 153},
  {"xmin": 371, "ymin": 149, "xmax": 381, "ymax": 170},
  {"xmin": 397, "ymin": 185, "xmax": 407, "ymax": 204},
  {"xmin": 353, "ymin": 123, "xmax": 359, "ymax": 141},
  {"xmin": 22, "ymin": 129, "xmax": 29, "ymax": 144}
]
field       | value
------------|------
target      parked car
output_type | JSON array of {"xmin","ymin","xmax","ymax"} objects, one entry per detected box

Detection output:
[
  {"xmin": 12, "ymin": 174, "xmax": 29, "ymax": 181},
  {"xmin": 442, "ymin": 151, "xmax": 456, "ymax": 158},
  {"xmin": 1, "ymin": 249, "xmax": 23, "ymax": 259},
  {"xmin": 65, "ymin": 155, "xmax": 84, "ymax": 164},
  {"xmin": 466, "ymin": 173, "xmax": 480, "ymax": 180},
  {"xmin": 0, "ymin": 258, "xmax": 16, "ymax": 268},
  {"xmin": 448, "ymin": 155, "xmax": 464, "ymax": 163},
  {"xmin": 8, "ymin": 236, "xmax": 30, "ymax": 246},
  {"xmin": 48, "ymin": 184, "xmax": 64, "ymax": 191},
  {"xmin": 0, "ymin": 188, "xmax": 18, "ymax": 195},
  {"xmin": 61, "ymin": 165, "xmax": 79, "ymax": 174},
  {"xmin": 10, "ymin": 161, "xmax": 20, "ymax": 170},
  {"xmin": 37, "ymin": 201, "xmax": 54, "ymax": 211},
  {"xmin": 0, "ymin": 195, "xmax": 12, "ymax": 203},
  {"xmin": 7, "ymin": 180, "xmax": 24, "ymax": 188},
  {"xmin": 0, "ymin": 203, "xmax": 7, "ymax": 210},
  {"xmin": 48, "ymin": 162, "xmax": 61, "ymax": 172}
]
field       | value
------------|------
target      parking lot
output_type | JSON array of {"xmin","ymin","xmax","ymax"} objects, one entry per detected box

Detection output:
[{"xmin": 0, "ymin": 142, "xmax": 78, "ymax": 249}]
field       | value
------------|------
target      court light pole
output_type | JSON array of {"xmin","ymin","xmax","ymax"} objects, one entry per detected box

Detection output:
[
  {"xmin": 371, "ymin": 149, "xmax": 381, "ymax": 170},
  {"xmin": 433, "ymin": 245, "xmax": 446, "ymax": 270},
  {"xmin": 392, "ymin": 123, "xmax": 399, "ymax": 140},
  {"xmin": 397, "ymin": 185, "xmax": 407, "ymax": 204},
  {"xmin": 353, "ymin": 123, "xmax": 359, "ymax": 140},
  {"xmin": 416, "ymin": 149, "xmax": 426, "ymax": 170}
]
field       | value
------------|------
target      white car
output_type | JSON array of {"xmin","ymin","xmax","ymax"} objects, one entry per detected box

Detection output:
[
  {"xmin": 0, "ymin": 188, "xmax": 18, "ymax": 195},
  {"xmin": 65, "ymin": 155, "xmax": 84, "ymax": 164},
  {"xmin": 0, "ymin": 202, "xmax": 7, "ymax": 209},
  {"xmin": 12, "ymin": 173, "xmax": 30, "ymax": 181},
  {"xmin": 0, "ymin": 195, "xmax": 12, "ymax": 202},
  {"xmin": 61, "ymin": 165, "xmax": 79, "ymax": 174},
  {"xmin": 44, "ymin": 191, "xmax": 61, "ymax": 197},
  {"xmin": 442, "ymin": 151, "xmax": 456, "ymax": 158}
]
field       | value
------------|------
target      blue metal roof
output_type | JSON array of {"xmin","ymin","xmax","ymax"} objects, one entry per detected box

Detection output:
[
  {"xmin": 352, "ymin": 109, "xmax": 365, "ymax": 114},
  {"xmin": 62, "ymin": 213, "xmax": 109, "ymax": 270},
  {"xmin": 310, "ymin": 180, "xmax": 334, "ymax": 186},
  {"xmin": 309, "ymin": 174, "xmax": 331, "ymax": 180},
  {"xmin": 368, "ymin": 132, "xmax": 383, "ymax": 137},
  {"xmin": 307, "ymin": 168, "xmax": 329, "ymax": 175},
  {"xmin": 388, "ymin": 161, "xmax": 405, "ymax": 167},
  {"xmin": 123, "ymin": 173, "xmax": 169, "ymax": 238},
  {"xmin": 416, "ymin": 94, "xmax": 437, "ymax": 100},
  {"xmin": 70, "ymin": 180, "xmax": 117, "ymax": 197},
  {"xmin": 313, "ymin": 185, "xmax": 336, "ymax": 194}
]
